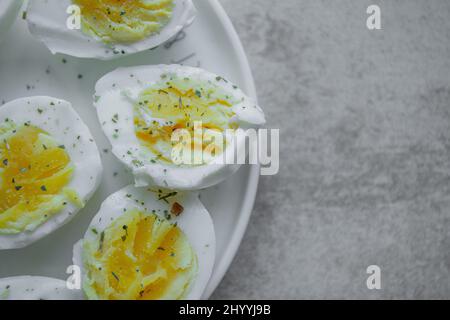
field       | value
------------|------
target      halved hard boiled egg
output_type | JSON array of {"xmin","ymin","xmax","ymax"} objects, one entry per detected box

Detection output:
[
  {"xmin": 26, "ymin": 0, "xmax": 196, "ymax": 59},
  {"xmin": 94, "ymin": 65, "xmax": 265, "ymax": 190},
  {"xmin": 0, "ymin": 96, "xmax": 103, "ymax": 249},
  {"xmin": 0, "ymin": 0, "xmax": 23, "ymax": 42},
  {"xmin": 73, "ymin": 185, "xmax": 215, "ymax": 300},
  {"xmin": 0, "ymin": 276, "xmax": 83, "ymax": 300}
]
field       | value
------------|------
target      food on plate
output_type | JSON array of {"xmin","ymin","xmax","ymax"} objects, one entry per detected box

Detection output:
[
  {"xmin": 26, "ymin": 0, "xmax": 196, "ymax": 59},
  {"xmin": 0, "ymin": 96, "xmax": 102, "ymax": 249},
  {"xmin": 94, "ymin": 64, "xmax": 265, "ymax": 190},
  {"xmin": 0, "ymin": 276, "xmax": 83, "ymax": 300},
  {"xmin": 72, "ymin": 0, "xmax": 174, "ymax": 43},
  {"xmin": 73, "ymin": 185, "xmax": 215, "ymax": 300}
]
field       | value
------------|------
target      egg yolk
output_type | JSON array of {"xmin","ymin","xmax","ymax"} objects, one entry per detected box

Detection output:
[
  {"xmin": 73, "ymin": 0, "xmax": 175, "ymax": 43},
  {"xmin": 0, "ymin": 122, "xmax": 78, "ymax": 234},
  {"xmin": 134, "ymin": 76, "xmax": 237, "ymax": 165},
  {"xmin": 82, "ymin": 209, "xmax": 198, "ymax": 300}
]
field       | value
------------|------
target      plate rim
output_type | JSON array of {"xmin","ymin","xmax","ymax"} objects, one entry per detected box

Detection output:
[{"xmin": 202, "ymin": 0, "xmax": 261, "ymax": 299}]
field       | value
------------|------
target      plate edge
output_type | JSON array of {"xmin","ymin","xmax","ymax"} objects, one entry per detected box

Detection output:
[{"xmin": 202, "ymin": 0, "xmax": 262, "ymax": 299}]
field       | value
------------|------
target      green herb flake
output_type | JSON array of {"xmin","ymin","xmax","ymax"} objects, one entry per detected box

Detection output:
[
  {"xmin": 98, "ymin": 231, "xmax": 105, "ymax": 252},
  {"xmin": 111, "ymin": 272, "xmax": 120, "ymax": 282}
]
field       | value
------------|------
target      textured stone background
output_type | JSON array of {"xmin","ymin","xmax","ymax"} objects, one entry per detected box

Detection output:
[{"xmin": 212, "ymin": 0, "xmax": 450, "ymax": 299}]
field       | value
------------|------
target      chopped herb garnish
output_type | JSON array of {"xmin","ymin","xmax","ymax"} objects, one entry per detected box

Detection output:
[
  {"xmin": 132, "ymin": 159, "xmax": 143, "ymax": 167},
  {"xmin": 98, "ymin": 231, "xmax": 105, "ymax": 252},
  {"xmin": 158, "ymin": 192, "xmax": 177, "ymax": 202},
  {"xmin": 111, "ymin": 272, "xmax": 120, "ymax": 282}
]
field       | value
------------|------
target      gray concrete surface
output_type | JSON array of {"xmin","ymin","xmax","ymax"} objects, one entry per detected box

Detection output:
[{"xmin": 212, "ymin": 0, "xmax": 450, "ymax": 299}]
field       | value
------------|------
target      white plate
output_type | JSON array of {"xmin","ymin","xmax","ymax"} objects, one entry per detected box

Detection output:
[{"xmin": 0, "ymin": 0, "xmax": 260, "ymax": 299}]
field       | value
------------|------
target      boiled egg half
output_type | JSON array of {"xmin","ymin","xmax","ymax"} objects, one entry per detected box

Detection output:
[
  {"xmin": 73, "ymin": 185, "xmax": 215, "ymax": 300},
  {"xmin": 94, "ymin": 64, "xmax": 265, "ymax": 190},
  {"xmin": 26, "ymin": 0, "xmax": 196, "ymax": 59},
  {"xmin": 0, "ymin": 96, "xmax": 102, "ymax": 249}
]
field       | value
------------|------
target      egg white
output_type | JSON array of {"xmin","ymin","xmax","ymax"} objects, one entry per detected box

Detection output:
[
  {"xmin": 26, "ymin": 0, "xmax": 196, "ymax": 60},
  {"xmin": 94, "ymin": 64, "xmax": 266, "ymax": 190},
  {"xmin": 0, "ymin": 96, "xmax": 103, "ymax": 249},
  {"xmin": 0, "ymin": 0, "xmax": 23, "ymax": 43},
  {"xmin": 0, "ymin": 276, "xmax": 83, "ymax": 300},
  {"xmin": 72, "ymin": 185, "xmax": 216, "ymax": 300}
]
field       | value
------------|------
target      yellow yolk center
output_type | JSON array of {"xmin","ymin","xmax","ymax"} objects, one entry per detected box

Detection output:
[
  {"xmin": 0, "ymin": 123, "xmax": 77, "ymax": 234},
  {"xmin": 82, "ymin": 209, "xmax": 198, "ymax": 300},
  {"xmin": 133, "ymin": 78, "xmax": 237, "ymax": 165},
  {"xmin": 73, "ymin": 0, "xmax": 175, "ymax": 44}
]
